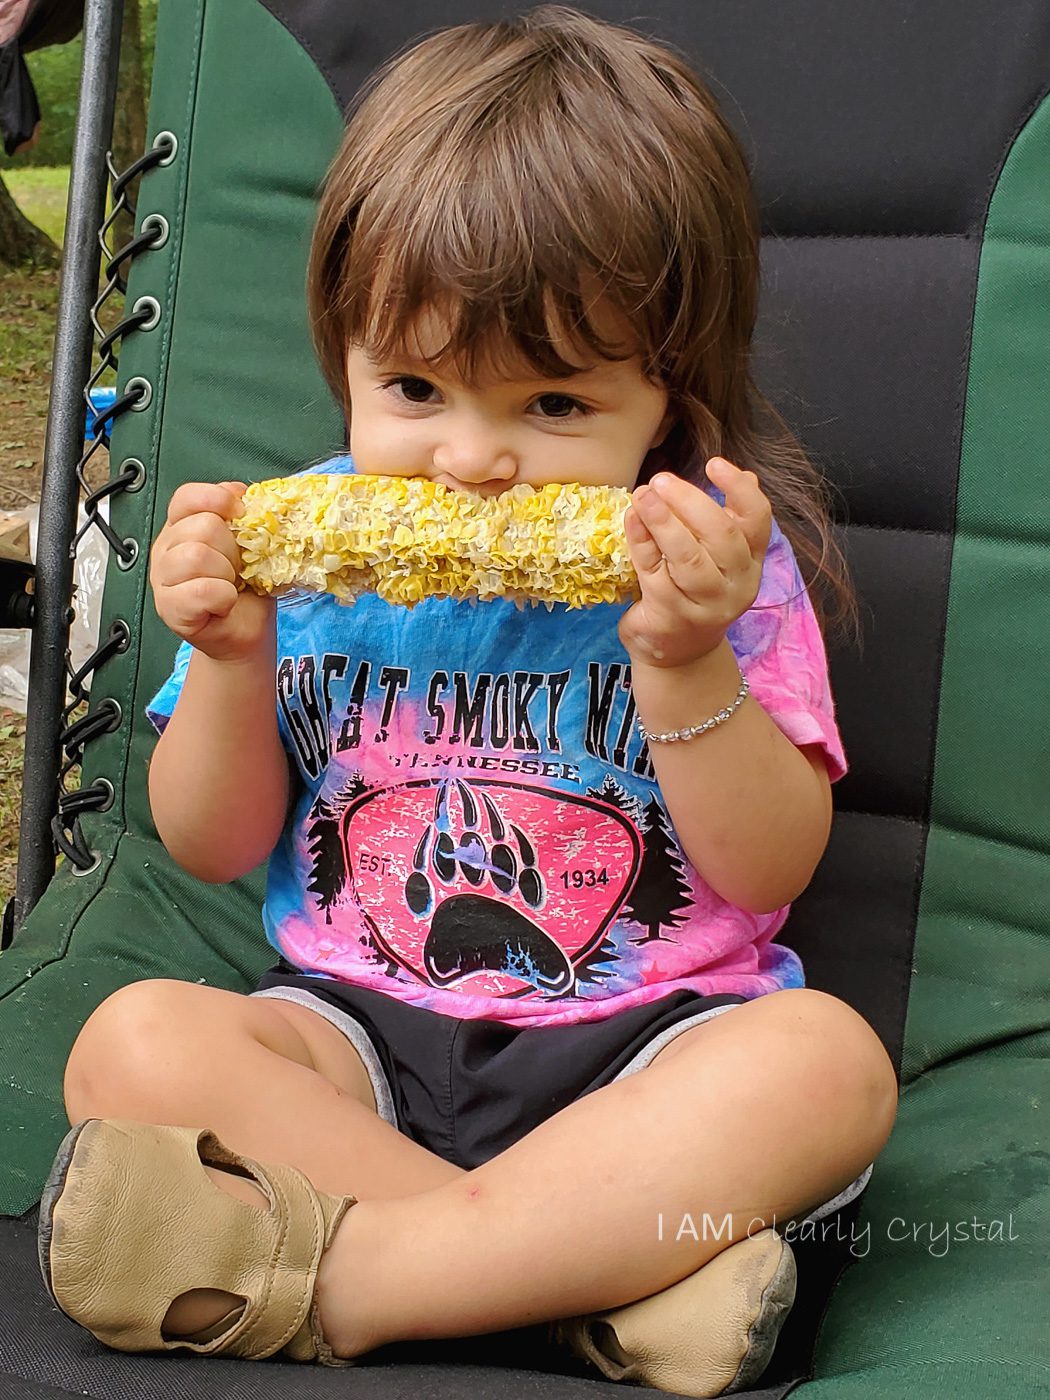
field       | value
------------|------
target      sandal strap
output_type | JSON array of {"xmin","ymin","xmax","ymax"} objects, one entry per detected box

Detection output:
[
  {"xmin": 44, "ymin": 1120, "xmax": 355, "ymax": 1362},
  {"xmin": 176, "ymin": 1129, "xmax": 357, "ymax": 1362}
]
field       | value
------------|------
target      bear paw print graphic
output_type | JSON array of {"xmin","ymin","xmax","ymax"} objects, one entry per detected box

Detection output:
[
  {"xmin": 335, "ymin": 773, "xmax": 642, "ymax": 998},
  {"xmin": 404, "ymin": 779, "xmax": 574, "ymax": 994}
]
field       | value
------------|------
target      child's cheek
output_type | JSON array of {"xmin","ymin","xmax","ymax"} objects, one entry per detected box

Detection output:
[{"xmin": 351, "ymin": 413, "xmax": 429, "ymax": 478}]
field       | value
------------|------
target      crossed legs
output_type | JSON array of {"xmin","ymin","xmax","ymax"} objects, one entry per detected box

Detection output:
[{"xmin": 64, "ymin": 979, "xmax": 898, "ymax": 1360}]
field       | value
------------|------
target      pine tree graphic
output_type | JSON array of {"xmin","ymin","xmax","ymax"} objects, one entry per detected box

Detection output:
[
  {"xmin": 587, "ymin": 773, "xmax": 647, "ymax": 828},
  {"xmin": 305, "ymin": 776, "xmax": 367, "ymax": 924},
  {"xmin": 305, "ymin": 801, "xmax": 345, "ymax": 925},
  {"xmin": 573, "ymin": 933, "xmax": 622, "ymax": 989},
  {"xmin": 622, "ymin": 795, "xmax": 692, "ymax": 943}
]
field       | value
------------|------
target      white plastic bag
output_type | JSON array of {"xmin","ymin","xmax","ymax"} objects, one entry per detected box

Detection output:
[{"xmin": 0, "ymin": 501, "xmax": 111, "ymax": 713}]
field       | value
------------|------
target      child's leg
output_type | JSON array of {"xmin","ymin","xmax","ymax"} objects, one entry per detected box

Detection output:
[
  {"xmin": 64, "ymin": 978, "xmax": 470, "ymax": 1341},
  {"xmin": 313, "ymin": 986, "xmax": 896, "ymax": 1358},
  {"xmin": 64, "ymin": 979, "xmax": 466, "ymax": 1199}
]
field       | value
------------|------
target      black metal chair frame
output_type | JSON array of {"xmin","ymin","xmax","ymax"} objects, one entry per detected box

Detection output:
[{"xmin": 2, "ymin": 0, "xmax": 164, "ymax": 945}]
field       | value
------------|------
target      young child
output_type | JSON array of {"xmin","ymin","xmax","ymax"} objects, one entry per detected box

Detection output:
[{"xmin": 38, "ymin": 7, "xmax": 897, "ymax": 1395}]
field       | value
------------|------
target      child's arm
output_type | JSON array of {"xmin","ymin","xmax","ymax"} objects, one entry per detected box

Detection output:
[
  {"xmin": 147, "ymin": 640, "xmax": 289, "ymax": 883},
  {"xmin": 146, "ymin": 480, "xmax": 287, "ymax": 883},
  {"xmin": 631, "ymin": 640, "xmax": 832, "ymax": 914},
  {"xmin": 622, "ymin": 458, "xmax": 834, "ymax": 915}
]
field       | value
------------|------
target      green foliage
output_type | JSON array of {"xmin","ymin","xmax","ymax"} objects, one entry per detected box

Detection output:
[
  {"xmin": 1, "ymin": 0, "xmax": 157, "ymax": 172},
  {"xmin": 2, "ymin": 39, "xmax": 80, "ymax": 168},
  {"xmin": 142, "ymin": 0, "xmax": 158, "ymax": 68},
  {"xmin": 4, "ymin": 167, "xmax": 70, "ymax": 246}
]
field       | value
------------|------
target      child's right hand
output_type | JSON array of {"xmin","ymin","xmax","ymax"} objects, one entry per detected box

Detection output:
[{"xmin": 149, "ymin": 481, "xmax": 275, "ymax": 663}]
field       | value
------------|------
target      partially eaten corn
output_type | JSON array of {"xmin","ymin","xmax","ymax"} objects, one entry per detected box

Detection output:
[{"xmin": 233, "ymin": 474, "xmax": 639, "ymax": 610}]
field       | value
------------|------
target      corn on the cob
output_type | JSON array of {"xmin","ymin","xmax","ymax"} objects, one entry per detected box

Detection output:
[{"xmin": 233, "ymin": 474, "xmax": 639, "ymax": 610}]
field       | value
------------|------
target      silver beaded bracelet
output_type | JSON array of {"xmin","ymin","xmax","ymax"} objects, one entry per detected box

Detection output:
[{"xmin": 637, "ymin": 674, "xmax": 750, "ymax": 744}]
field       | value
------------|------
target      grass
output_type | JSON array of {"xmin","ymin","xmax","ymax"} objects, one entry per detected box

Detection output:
[
  {"xmin": 0, "ymin": 171, "xmax": 66, "ymax": 470},
  {"xmin": 5, "ymin": 166, "xmax": 70, "ymax": 249},
  {"xmin": 0, "ymin": 268, "xmax": 59, "ymax": 435},
  {"xmin": 0, "ymin": 169, "xmax": 70, "ymax": 912}
]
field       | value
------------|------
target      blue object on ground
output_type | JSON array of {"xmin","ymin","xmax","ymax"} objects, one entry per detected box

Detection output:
[{"xmin": 85, "ymin": 387, "xmax": 118, "ymax": 441}]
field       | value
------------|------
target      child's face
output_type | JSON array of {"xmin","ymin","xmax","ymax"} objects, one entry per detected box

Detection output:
[{"xmin": 345, "ymin": 304, "xmax": 673, "ymax": 497}]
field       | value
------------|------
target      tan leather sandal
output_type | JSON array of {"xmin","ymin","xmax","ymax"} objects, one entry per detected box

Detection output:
[
  {"xmin": 549, "ymin": 1227, "xmax": 796, "ymax": 1398},
  {"xmin": 37, "ymin": 1118, "xmax": 356, "ymax": 1364}
]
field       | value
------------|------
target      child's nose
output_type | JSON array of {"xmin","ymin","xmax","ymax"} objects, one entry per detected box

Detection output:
[{"xmin": 432, "ymin": 424, "xmax": 517, "ymax": 486}]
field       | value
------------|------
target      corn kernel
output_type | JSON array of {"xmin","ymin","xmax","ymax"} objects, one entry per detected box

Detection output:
[{"xmin": 233, "ymin": 474, "xmax": 639, "ymax": 610}]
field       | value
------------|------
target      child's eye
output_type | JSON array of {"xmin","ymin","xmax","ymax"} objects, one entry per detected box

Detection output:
[
  {"xmin": 382, "ymin": 376, "xmax": 439, "ymax": 404},
  {"xmin": 532, "ymin": 393, "xmax": 591, "ymax": 420}
]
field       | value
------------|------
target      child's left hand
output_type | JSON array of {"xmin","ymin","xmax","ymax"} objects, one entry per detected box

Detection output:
[{"xmin": 618, "ymin": 457, "xmax": 772, "ymax": 670}]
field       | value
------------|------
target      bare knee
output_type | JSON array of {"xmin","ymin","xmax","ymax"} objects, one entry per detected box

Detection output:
[
  {"xmin": 64, "ymin": 978, "xmax": 228, "ymax": 1122},
  {"xmin": 762, "ymin": 988, "xmax": 899, "ymax": 1152}
]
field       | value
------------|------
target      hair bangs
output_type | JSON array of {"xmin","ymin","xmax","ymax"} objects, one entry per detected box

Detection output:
[
  {"xmin": 357, "ymin": 277, "xmax": 647, "ymax": 388},
  {"xmin": 338, "ymin": 108, "xmax": 671, "ymax": 385}
]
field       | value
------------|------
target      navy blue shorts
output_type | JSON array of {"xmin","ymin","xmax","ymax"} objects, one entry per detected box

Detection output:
[
  {"xmin": 252, "ymin": 964, "xmax": 871, "ymax": 1218},
  {"xmin": 254, "ymin": 966, "xmax": 749, "ymax": 1168}
]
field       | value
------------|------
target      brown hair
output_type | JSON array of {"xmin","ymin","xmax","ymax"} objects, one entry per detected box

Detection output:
[{"xmin": 307, "ymin": 5, "xmax": 857, "ymax": 641}]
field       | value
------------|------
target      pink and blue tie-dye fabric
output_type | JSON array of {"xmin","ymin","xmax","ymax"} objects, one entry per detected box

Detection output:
[{"xmin": 146, "ymin": 457, "xmax": 846, "ymax": 1027}]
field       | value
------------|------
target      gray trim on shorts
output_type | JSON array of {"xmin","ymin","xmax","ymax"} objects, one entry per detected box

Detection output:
[
  {"xmin": 252, "ymin": 987, "xmax": 873, "ymax": 1224},
  {"xmin": 251, "ymin": 986, "xmax": 398, "ymax": 1128},
  {"xmin": 609, "ymin": 1000, "xmax": 742, "ymax": 1081},
  {"xmin": 609, "ymin": 1000, "xmax": 874, "ymax": 1224}
]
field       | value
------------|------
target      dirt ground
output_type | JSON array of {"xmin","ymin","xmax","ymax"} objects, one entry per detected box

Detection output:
[
  {"xmin": 0, "ymin": 268, "xmax": 58, "ymax": 908},
  {"xmin": 0, "ymin": 262, "xmax": 115, "ymax": 910},
  {"xmin": 0, "ymin": 268, "xmax": 58, "ymax": 510},
  {"xmin": 0, "ymin": 267, "xmax": 112, "ymax": 504},
  {"xmin": 0, "ymin": 706, "xmax": 26, "ymax": 907}
]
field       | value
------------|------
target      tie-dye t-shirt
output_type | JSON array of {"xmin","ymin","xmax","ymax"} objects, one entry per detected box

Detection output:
[{"xmin": 146, "ymin": 455, "xmax": 846, "ymax": 1028}]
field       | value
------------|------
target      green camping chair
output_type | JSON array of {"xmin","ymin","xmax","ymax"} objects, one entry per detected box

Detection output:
[{"xmin": 1, "ymin": 1, "xmax": 1048, "ymax": 1396}]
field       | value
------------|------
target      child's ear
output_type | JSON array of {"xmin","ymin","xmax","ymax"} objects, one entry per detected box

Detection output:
[
  {"xmin": 638, "ymin": 421, "xmax": 678, "ymax": 485},
  {"xmin": 650, "ymin": 408, "xmax": 676, "ymax": 450}
]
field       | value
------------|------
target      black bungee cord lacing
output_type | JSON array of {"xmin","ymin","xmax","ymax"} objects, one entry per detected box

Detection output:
[{"xmin": 51, "ymin": 134, "xmax": 174, "ymax": 870}]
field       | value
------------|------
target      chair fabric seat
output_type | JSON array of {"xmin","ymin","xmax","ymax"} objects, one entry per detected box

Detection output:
[{"xmin": 2, "ymin": 0, "xmax": 1049, "ymax": 1395}]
